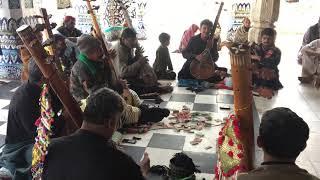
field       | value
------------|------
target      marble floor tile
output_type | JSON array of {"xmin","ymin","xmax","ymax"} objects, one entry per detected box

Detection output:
[
  {"xmin": 173, "ymin": 87, "xmax": 196, "ymax": 95},
  {"xmin": 164, "ymin": 101, "xmax": 193, "ymax": 111},
  {"xmin": 182, "ymin": 131, "xmax": 217, "ymax": 154},
  {"xmin": 0, "ymin": 100, "xmax": 10, "ymax": 109},
  {"xmin": 216, "ymin": 94, "xmax": 234, "ymax": 104},
  {"xmin": 160, "ymin": 93, "xmax": 172, "ymax": 101},
  {"xmin": 193, "ymin": 103, "xmax": 218, "ymax": 113},
  {"xmin": 218, "ymin": 89, "xmax": 234, "ymax": 95},
  {"xmin": 122, "ymin": 131, "xmax": 154, "ymax": 147},
  {"xmin": 0, "ymin": 134, "xmax": 5, "ymax": 147},
  {"xmin": 0, "ymin": 122, "xmax": 7, "ymax": 135},
  {"xmin": 145, "ymin": 147, "xmax": 181, "ymax": 167},
  {"xmin": 194, "ymin": 95, "xmax": 217, "ymax": 104},
  {"xmin": 197, "ymin": 89, "xmax": 218, "ymax": 95},
  {"xmin": 121, "ymin": 146, "xmax": 146, "ymax": 163},
  {"xmin": 148, "ymin": 133, "xmax": 186, "ymax": 150},
  {"xmin": 170, "ymin": 94, "xmax": 196, "ymax": 103},
  {"xmin": 183, "ymin": 151, "xmax": 216, "ymax": 174},
  {"xmin": 0, "ymin": 110, "xmax": 8, "ymax": 122}
]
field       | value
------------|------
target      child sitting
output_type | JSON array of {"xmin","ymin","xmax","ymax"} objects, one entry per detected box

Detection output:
[
  {"xmin": 153, "ymin": 33, "xmax": 176, "ymax": 80},
  {"xmin": 250, "ymin": 28, "xmax": 283, "ymax": 99}
]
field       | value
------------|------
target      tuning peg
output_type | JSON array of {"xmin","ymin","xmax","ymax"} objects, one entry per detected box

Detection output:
[
  {"xmin": 34, "ymin": 15, "xmax": 43, "ymax": 19},
  {"xmin": 34, "ymin": 24, "xmax": 45, "ymax": 31},
  {"xmin": 93, "ymin": 5, "xmax": 100, "ymax": 10},
  {"xmin": 48, "ymin": 14, "xmax": 53, "ymax": 19},
  {"xmin": 51, "ymin": 23, "xmax": 57, "ymax": 29}
]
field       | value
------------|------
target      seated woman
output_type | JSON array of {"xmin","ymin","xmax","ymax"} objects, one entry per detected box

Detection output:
[
  {"xmin": 174, "ymin": 24, "xmax": 199, "ymax": 53},
  {"xmin": 250, "ymin": 28, "xmax": 283, "ymax": 99}
]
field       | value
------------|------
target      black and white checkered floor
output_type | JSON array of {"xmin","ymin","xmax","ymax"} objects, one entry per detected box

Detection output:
[
  {"xmin": 119, "ymin": 81, "xmax": 237, "ymax": 179},
  {"xmin": 0, "ymin": 80, "xmax": 242, "ymax": 179}
]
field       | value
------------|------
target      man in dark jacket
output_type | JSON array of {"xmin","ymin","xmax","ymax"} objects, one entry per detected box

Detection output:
[
  {"xmin": 43, "ymin": 88, "xmax": 150, "ymax": 180},
  {"xmin": 0, "ymin": 60, "xmax": 64, "ymax": 179},
  {"xmin": 178, "ymin": 19, "xmax": 225, "ymax": 83},
  {"xmin": 57, "ymin": 16, "xmax": 82, "ymax": 38}
]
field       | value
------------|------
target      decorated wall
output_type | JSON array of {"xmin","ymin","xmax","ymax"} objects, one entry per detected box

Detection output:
[{"xmin": 0, "ymin": 0, "xmax": 147, "ymax": 80}]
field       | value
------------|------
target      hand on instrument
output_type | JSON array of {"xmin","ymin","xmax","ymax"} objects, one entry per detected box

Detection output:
[
  {"xmin": 108, "ymin": 49, "xmax": 117, "ymax": 60},
  {"xmin": 135, "ymin": 46, "xmax": 145, "ymax": 56},
  {"xmin": 195, "ymin": 54, "xmax": 204, "ymax": 61},
  {"xmin": 251, "ymin": 55, "xmax": 261, "ymax": 61}
]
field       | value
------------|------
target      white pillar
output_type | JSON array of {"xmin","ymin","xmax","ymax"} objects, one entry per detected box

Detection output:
[{"xmin": 248, "ymin": 0, "xmax": 280, "ymax": 43}]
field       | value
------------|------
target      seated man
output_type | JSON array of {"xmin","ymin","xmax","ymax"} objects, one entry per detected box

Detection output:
[
  {"xmin": 232, "ymin": 17, "xmax": 251, "ymax": 44},
  {"xmin": 0, "ymin": 60, "xmax": 64, "ymax": 179},
  {"xmin": 70, "ymin": 34, "xmax": 169, "ymax": 128},
  {"xmin": 19, "ymin": 26, "xmax": 43, "ymax": 81},
  {"xmin": 42, "ymin": 88, "xmax": 150, "ymax": 180},
  {"xmin": 297, "ymin": 18, "xmax": 320, "ymax": 64},
  {"xmin": 250, "ymin": 28, "xmax": 283, "ymax": 99},
  {"xmin": 238, "ymin": 107, "xmax": 319, "ymax": 180},
  {"xmin": 43, "ymin": 34, "xmax": 71, "ymax": 77},
  {"xmin": 178, "ymin": 19, "xmax": 226, "ymax": 83},
  {"xmin": 113, "ymin": 28, "xmax": 172, "ymax": 95},
  {"xmin": 57, "ymin": 16, "xmax": 82, "ymax": 38},
  {"xmin": 298, "ymin": 39, "xmax": 320, "ymax": 87}
]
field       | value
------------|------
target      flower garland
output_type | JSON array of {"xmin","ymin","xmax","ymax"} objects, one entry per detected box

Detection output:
[
  {"xmin": 215, "ymin": 114, "xmax": 245, "ymax": 179},
  {"xmin": 31, "ymin": 84, "xmax": 55, "ymax": 179}
]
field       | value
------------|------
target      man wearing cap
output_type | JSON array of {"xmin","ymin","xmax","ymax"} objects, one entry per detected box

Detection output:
[
  {"xmin": 57, "ymin": 16, "xmax": 82, "ymax": 38},
  {"xmin": 0, "ymin": 60, "xmax": 64, "ymax": 179},
  {"xmin": 70, "ymin": 34, "xmax": 169, "ymax": 128}
]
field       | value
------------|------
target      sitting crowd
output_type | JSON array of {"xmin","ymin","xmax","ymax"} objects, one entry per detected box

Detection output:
[{"xmin": 0, "ymin": 15, "xmax": 318, "ymax": 180}]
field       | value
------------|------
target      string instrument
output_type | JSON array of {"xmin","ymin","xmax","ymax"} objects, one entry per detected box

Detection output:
[
  {"xmin": 189, "ymin": 2, "xmax": 224, "ymax": 80},
  {"xmin": 34, "ymin": 8, "xmax": 64, "ymax": 75},
  {"xmin": 16, "ymin": 25, "xmax": 82, "ymax": 129},
  {"xmin": 86, "ymin": 0, "xmax": 133, "ymax": 98}
]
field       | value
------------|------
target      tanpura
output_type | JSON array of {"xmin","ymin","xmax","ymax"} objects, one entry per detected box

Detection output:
[{"xmin": 189, "ymin": 2, "xmax": 224, "ymax": 80}]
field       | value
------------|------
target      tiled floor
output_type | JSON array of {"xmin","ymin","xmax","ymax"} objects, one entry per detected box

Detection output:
[
  {"xmin": 119, "ymin": 85, "xmax": 237, "ymax": 179},
  {"xmin": 1, "ymin": 6, "xmax": 320, "ymax": 178}
]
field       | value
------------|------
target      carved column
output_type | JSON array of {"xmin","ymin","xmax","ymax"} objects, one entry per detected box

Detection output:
[{"xmin": 248, "ymin": 0, "xmax": 280, "ymax": 43}]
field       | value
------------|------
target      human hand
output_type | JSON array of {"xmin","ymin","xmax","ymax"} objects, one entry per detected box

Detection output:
[
  {"xmin": 215, "ymin": 70, "xmax": 227, "ymax": 78},
  {"xmin": 119, "ymin": 79, "xmax": 128, "ymax": 89},
  {"xmin": 140, "ymin": 152, "xmax": 150, "ymax": 177},
  {"xmin": 195, "ymin": 54, "xmax": 204, "ymax": 61},
  {"xmin": 251, "ymin": 55, "xmax": 261, "ymax": 61},
  {"xmin": 109, "ymin": 49, "xmax": 117, "ymax": 59},
  {"xmin": 138, "ymin": 56, "xmax": 148, "ymax": 64}
]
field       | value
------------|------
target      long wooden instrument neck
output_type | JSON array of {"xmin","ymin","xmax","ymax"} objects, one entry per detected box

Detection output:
[{"xmin": 207, "ymin": 2, "xmax": 224, "ymax": 48}]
